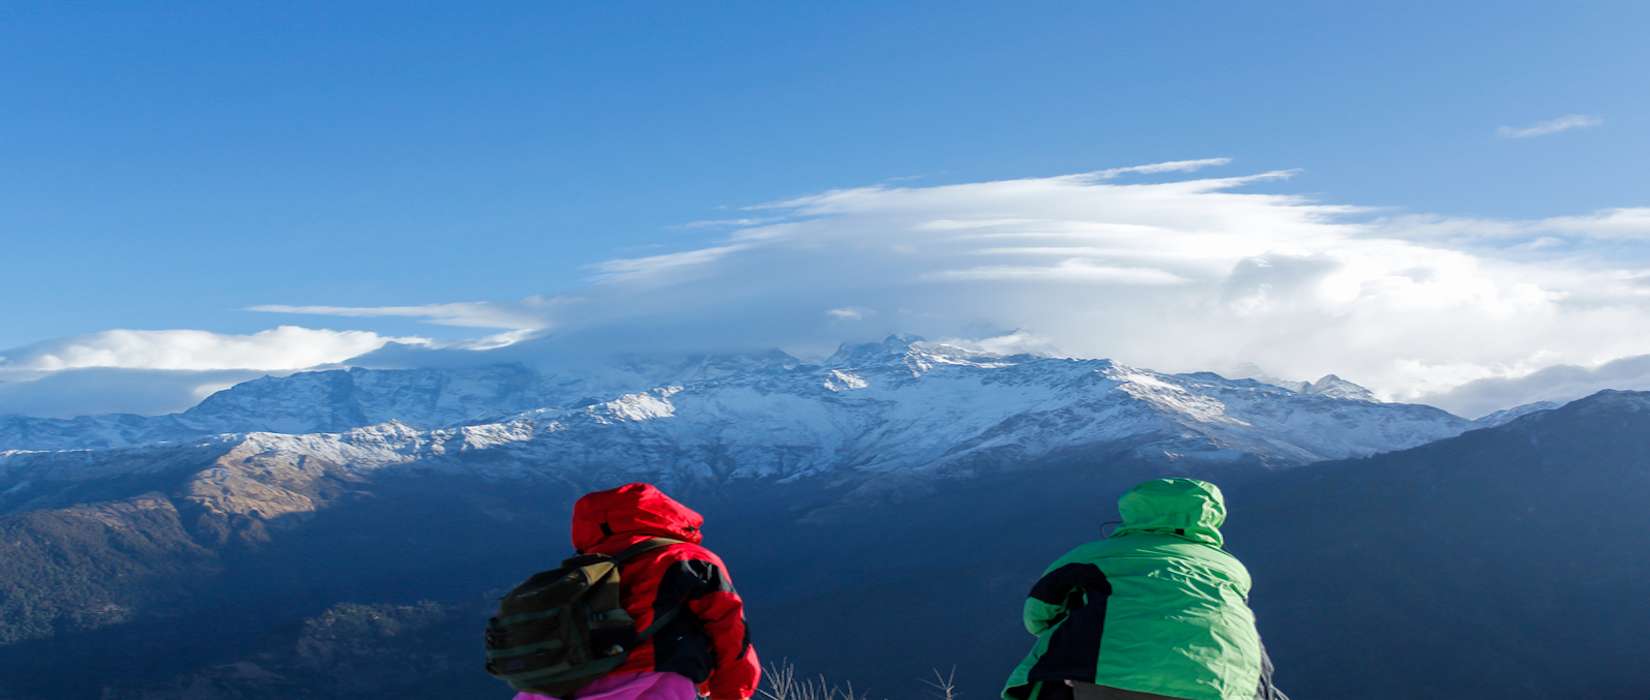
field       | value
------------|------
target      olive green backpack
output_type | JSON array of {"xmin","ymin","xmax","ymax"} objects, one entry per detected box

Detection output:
[{"xmin": 485, "ymin": 537, "xmax": 682, "ymax": 696}]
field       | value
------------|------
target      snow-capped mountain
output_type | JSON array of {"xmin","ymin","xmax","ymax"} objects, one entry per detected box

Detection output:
[
  {"xmin": 0, "ymin": 365, "xmax": 555, "ymax": 451},
  {"xmin": 1, "ymin": 336, "xmax": 1481, "ymax": 522},
  {"xmin": 0, "ymin": 351, "xmax": 807, "ymax": 452}
]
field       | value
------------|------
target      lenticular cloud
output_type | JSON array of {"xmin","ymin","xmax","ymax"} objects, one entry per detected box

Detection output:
[
  {"xmin": 580, "ymin": 162, "xmax": 1650, "ymax": 405},
  {"xmin": 0, "ymin": 326, "xmax": 417, "ymax": 372}
]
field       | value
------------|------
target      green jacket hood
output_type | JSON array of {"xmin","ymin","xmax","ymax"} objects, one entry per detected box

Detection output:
[{"xmin": 1113, "ymin": 478, "xmax": 1227, "ymax": 547}]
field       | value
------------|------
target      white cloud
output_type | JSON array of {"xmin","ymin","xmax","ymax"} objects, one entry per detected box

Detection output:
[
  {"xmin": 1541, "ymin": 208, "xmax": 1650, "ymax": 239},
  {"xmin": 0, "ymin": 368, "xmax": 271, "ymax": 418},
  {"xmin": 925, "ymin": 260, "xmax": 1188, "ymax": 285},
  {"xmin": 929, "ymin": 331, "xmax": 1065, "ymax": 357},
  {"xmin": 249, "ymin": 297, "xmax": 562, "ymax": 331},
  {"xmin": 1370, "ymin": 207, "xmax": 1650, "ymax": 244},
  {"xmin": 0, "ymin": 326, "xmax": 421, "ymax": 373},
  {"xmin": 587, "ymin": 243, "xmax": 754, "ymax": 284},
  {"xmin": 1093, "ymin": 157, "xmax": 1233, "ymax": 178},
  {"xmin": 17, "ymin": 159, "xmax": 1648, "ymax": 417},
  {"xmin": 0, "ymin": 326, "xmax": 437, "ymax": 417},
  {"xmin": 677, "ymin": 217, "xmax": 783, "ymax": 230},
  {"xmin": 567, "ymin": 160, "xmax": 1650, "ymax": 411},
  {"xmin": 1420, "ymin": 354, "xmax": 1650, "ymax": 418},
  {"xmin": 1497, "ymin": 114, "xmax": 1603, "ymax": 139}
]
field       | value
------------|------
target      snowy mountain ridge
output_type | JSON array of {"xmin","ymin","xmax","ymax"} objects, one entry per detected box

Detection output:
[
  {"xmin": 0, "ymin": 337, "xmax": 1499, "ymax": 458},
  {"xmin": 0, "ymin": 336, "xmax": 1499, "ymax": 524}
]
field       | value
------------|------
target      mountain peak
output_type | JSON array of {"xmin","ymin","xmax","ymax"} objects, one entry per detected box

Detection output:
[
  {"xmin": 824, "ymin": 334, "xmax": 927, "ymax": 367},
  {"xmin": 1304, "ymin": 374, "xmax": 1378, "ymax": 402},
  {"xmin": 1230, "ymin": 367, "xmax": 1379, "ymax": 402}
]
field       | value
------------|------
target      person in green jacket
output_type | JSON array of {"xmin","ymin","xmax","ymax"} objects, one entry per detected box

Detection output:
[{"xmin": 1002, "ymin": 478, "xmax": 1287, "ymax": 700}]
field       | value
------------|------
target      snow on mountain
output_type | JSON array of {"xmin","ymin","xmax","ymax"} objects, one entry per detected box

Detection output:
[
  {"xmin": 1239, "ymin": 370, "xmax": 1381, "ymax": 402},
  {"xmin": 0, "ymin": 365, "xmax": 546, "ymax": 452},
  {"xmin": 181, "ymin": 364, "xmax": 551, "ymax": 434},
  {"xmin": 1301, "ymin": 374, "xmax": 1379, "ymax": 402},
  {"xmin": 0, "ymin": 412, "xmax": 200, "ymax": 453},
  {"xmin": 0, "ymin": 336, "xmax": 1477, "ymax": 523},
  {"xmin": 1470, "ymin": 400, "xmax": 1564, "ymax": 428},
  {"xmin": 0, "ymin": 352, "xmax": 814, "ymax": 452}
]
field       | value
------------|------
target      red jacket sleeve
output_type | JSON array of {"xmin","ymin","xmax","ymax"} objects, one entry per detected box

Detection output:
[{"xmin": 682, "ymin": 554, "xmax": 761, "ymax": 699}]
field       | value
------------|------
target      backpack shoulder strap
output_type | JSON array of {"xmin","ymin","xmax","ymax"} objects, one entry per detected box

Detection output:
[
  {"xmin": 610, "ymin": 537, "xmax": 685, "ymax": 565},
  {"xmin": 606, "ymin": 537, "xmax": 690, "ymax": 641}
]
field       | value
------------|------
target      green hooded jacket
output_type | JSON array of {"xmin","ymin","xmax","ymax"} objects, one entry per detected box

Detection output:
[{"xmin": 1002, "ymin": 479, "xmax": 1263, "ymax": 700}]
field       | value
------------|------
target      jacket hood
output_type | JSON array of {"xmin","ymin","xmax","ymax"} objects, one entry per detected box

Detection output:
[
  {"xmin": 1113, "ymin": 478, "xmax": 1227, "ymax": 547},
  {"xmin": 571, "ymin": 482, "xmax": 705, "ymax": 553}
]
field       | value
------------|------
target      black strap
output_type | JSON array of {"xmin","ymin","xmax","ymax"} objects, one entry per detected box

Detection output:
[
  {"xmin": 638, "ymin": 607, "xmax": 681, "ymax": 641},
  {"xmin": 610, "ymin": 537, "xmax": 686, "ymax": 641},
  {"xmin": 610, "ymin": 537, "xmax": 684, "ymax": 565}
]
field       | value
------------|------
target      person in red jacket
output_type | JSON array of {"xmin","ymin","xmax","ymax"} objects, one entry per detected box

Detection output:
[{"xmin": 514, "ymin": 482, "xmax": 761, "ymax": 700}]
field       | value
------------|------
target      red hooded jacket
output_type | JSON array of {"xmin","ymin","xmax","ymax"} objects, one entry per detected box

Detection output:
[{"xmin": 571, "ymin": 483, "xmax": 761, "ymax": 700}]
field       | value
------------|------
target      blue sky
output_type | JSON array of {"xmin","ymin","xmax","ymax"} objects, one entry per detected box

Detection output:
[{"xmin": 2, "ymin": 2, "xmax": 1649, "ymax": 416}]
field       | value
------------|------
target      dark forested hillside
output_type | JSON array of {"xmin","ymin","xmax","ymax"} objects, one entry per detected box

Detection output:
[{"xmin": 1225, "ymin": 390, "xmax": 1650, "ymax": 699}]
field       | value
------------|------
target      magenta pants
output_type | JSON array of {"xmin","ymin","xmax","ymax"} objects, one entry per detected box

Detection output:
[{"xmin": 512, "ymin": 672, "xmax": 698, "ymax": 700}]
